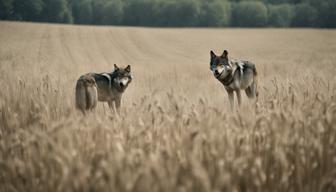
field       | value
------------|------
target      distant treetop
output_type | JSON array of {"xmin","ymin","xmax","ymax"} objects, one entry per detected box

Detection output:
[{"xmin": 0, "ymin": 0, "xmax": 335, "ymax": 28}]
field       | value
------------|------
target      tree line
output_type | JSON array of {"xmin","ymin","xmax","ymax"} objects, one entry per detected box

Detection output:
[{"xmin": 0, "ymin": 0, "xmax": 335, "ymax": 28}]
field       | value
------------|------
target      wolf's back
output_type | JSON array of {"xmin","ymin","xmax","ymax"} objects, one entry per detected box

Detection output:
[{"xmin": 75, "ymin": 75, "xmax": 98, "ymax": 113}]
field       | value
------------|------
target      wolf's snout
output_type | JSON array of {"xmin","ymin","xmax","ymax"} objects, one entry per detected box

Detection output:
[
  {"xmin": 214, "ymin": 70, "xmax": 219, "ymax": 75},
  {"xmin": 119, "ymin": 82, "xmax": 124, "ymax": 88}
]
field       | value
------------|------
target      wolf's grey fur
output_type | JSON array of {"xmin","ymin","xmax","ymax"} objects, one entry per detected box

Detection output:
[
  {"xmin": 75, "ymin": 75, "xmax": 98, "ymax": 113},
  {"xmin": 85, "ymin": 64, "xmax": 132, "ymax": 113},
  {"xmin": 210, "ymin": 50, "xmax": 258, "ymax": 109}
]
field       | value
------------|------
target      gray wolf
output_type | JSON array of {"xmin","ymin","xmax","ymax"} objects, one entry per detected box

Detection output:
[
  {"xmin": 76, "ymin": 64, "xmax": 132, "ymax": 113},
  {"xmin": 210, "ymin": 50, "xmax": 258, "ymax": 109},
  {"xmin": 75, "ymin": 74, "xmax": 98, "ymax": 113}
]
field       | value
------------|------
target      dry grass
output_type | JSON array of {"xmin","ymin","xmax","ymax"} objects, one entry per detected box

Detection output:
[{"xmin": 0, "ymin": 21, "xmax": 336, "ymax": 192}]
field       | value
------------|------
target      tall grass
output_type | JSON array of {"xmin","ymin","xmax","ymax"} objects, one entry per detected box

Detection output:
[{"xmin": 0, "ymin": 22, "xmax": 335, "ymax": 192}]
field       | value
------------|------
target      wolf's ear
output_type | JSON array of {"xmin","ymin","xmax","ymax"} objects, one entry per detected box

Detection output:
[
  {"xmin": 125, "ymin": 65, "xmax": 131, "ymax": 73},
  {"xmin": 210, "ymin": 50, "xmax": 216, "ymax": 59},
  {"xmin": 221, "ymin": 50, "xmax": 228, "ymax": 58},
  {"xmin": 114, "ymin": 64, "xmax": 119, "ymax": 70}
]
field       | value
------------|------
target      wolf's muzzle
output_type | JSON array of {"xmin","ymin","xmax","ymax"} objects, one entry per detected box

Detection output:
[
  {"xmin": 213, "ymin": 69, "xmax": 223, "ymax": 78},
  {"xmin": 119, "ymin": 82, "xmax": 125, "ymax": 88}
]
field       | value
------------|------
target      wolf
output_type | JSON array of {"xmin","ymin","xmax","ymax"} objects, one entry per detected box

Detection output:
[
  {"xmin": 84, "ymin": 64, "xmax": 132, "ymax": 113},
  {"xmin": 75, "ymin": 74, "xmax": 98, "ymax": 113},
  {"xmin": 210, "ymin": 50, "xmax": 258, "ymax": 109}
]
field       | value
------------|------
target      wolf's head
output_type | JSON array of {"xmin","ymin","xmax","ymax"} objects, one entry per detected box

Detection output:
[
  {"xmin": 210, "ymin": 50, "xmax": 233, "ymax": 79},
  {"xmin": 112, "ymin": 64, "xmax": 132, "ymax": 92}
]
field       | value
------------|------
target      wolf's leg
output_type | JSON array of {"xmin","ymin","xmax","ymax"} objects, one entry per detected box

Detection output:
[
  {"xmin": 236, "ymin": 90, "xmax": 242, "ymax": 107},
  {"xmin": 252, "ymin": 82, "xmax": 258, "ymax": 99},
  {"xmin": 248, "ymin": 81, "xmax": 258, "ymax": 99},
  {"xmin": 103, "ymin": 103, "xmax": 107, "ymax": 115},
  {"xmin": 245, "ymin": 86, "xmax": 254, "ymax": 99},
  {"xmin": 227, "ymin": 90, "xmax": 234, "ymax": 109},
  {"xmin": 115, "ymin": 98, "xmax": 121, "ymax": 114},
  {"xmin": 108, "ymin": 100, "xmax": 115, "ymax": 113}
]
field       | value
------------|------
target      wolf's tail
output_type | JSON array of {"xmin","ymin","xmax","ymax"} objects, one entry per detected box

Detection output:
[
  {"xmin": 76, "ymin": 79, "xmax": 87, "ymax": 113},
  {"xmin": 244, "ymin": 62, "xmax": 259, "ymax": 98},
  {"xmin": 252, "ymin": 65, "xmax": 259, "ymax": 98},
  {"xmin": 85, "ymin": 80, "xmax": 98, "ymax": 110},
  {"xmin": 75, "ymin": 76, "xmax": 97, "ymax": 113}
]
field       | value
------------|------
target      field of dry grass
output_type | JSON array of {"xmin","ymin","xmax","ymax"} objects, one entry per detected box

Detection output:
[{"xmin": 0, "ymin": 21, "xmax": 335, "ymax": 192}]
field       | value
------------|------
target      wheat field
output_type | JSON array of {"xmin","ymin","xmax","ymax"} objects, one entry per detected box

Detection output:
[{"xmin": 0, "ymin": 21, "xmax": 335, "ymax": 192}]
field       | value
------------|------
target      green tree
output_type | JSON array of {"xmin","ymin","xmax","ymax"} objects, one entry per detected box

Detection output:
[
  {"xmin": 199, "ymin": 0, "xmax": 231, "ymax": 27},
  {"xmin": 1, "ymin": 0, "xmax": 336, "ymax": 28},
  {"xmin": 171, "ymin": 0, "xmax": 201, "ymax": 26},
  {"xmin": 41, "ymin": 0, "xmax": 73, "ymax": 23},
  {"xmin": 262, "ymin": 0, "xmax": 298, "ymax": 4},
  {"xmin": 91, "ymin": 0, "xmax": 107, "ymax": 24},
  {"xmin": 0, "ymin": 0, "xmax": 13, "ymax": 19},
  {"xmin": 158, "ymin": 0, "xmax": 201, "ymax": 27},
  {"xmin": 154, "ymin": 1, "xmax": 176, "ymax": 26},
  {"xmin": 232, "ymin": 1, "xmax": 268, "ymax": 27},
  {"xmin": 316, "ymin": 0, "xmax": 336, "ymax": 28},
  {"xmin": 123, "ymin": 0, "xmax": 160, "ymax": 26},
  {"xmin": 102, "ymin": 0, "xmax": 124, "ymax": 25},
  {"xmin": 291, "ymin": 3, "xmax": 317, "ymax": 27},
  {"xmin": 12, "ymin": 0, "xmax": 44, "ymax": 21},
  {"xmin": 71, "ymin": 0, "xmax": 92, "ymax": 24},
  {"xmin": 268, "ymin": 4, "xmax": 293, "ymax": 27}
]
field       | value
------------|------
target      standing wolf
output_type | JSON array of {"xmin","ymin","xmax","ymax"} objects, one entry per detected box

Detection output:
[
  {"xmin": 75, "ymin": 64, "xmax": 132, "ymax": 113},
  {"xmin": 210, "ymin": 50, "xmax": 258, "ymax": 109}
]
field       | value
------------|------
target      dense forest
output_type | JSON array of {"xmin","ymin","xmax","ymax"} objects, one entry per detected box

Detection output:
[{"xmin": 0, "ymin": 0, "xmax": 335, "ymax": 28}]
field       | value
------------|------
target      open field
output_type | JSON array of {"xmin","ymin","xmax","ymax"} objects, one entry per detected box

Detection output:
[{"xmin": 0, "ymin": 21, "xmax": 336, "ymax": 192}]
